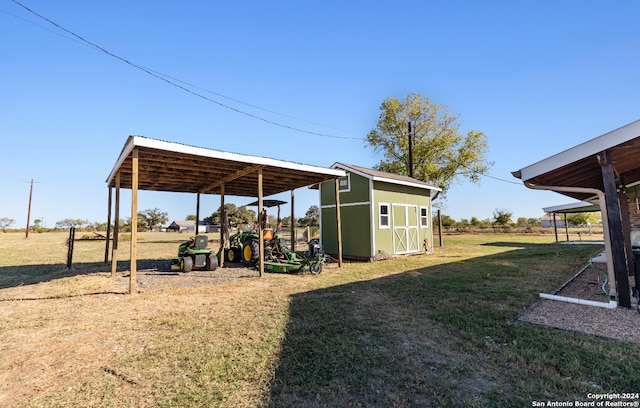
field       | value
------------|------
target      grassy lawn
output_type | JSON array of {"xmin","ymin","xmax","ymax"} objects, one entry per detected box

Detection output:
[{"xmin": 0, "ymin": 232, "xmax": 638, "ymax": 407}]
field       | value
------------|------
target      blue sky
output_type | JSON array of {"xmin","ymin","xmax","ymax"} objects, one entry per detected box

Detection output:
[{"xmin": 2, "ymin": 1, "xmax": 640, "ymax": 229}]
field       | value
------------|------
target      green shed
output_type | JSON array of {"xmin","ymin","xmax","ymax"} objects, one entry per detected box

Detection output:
[{"xmin": 319, "ymin": 163, "xmax": 441, "ymax": 261}]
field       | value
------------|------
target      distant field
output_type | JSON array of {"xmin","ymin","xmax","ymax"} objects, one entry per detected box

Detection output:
[{"xmin": 0, "ymin": 232, "xmax": 638, "ymax": 407}]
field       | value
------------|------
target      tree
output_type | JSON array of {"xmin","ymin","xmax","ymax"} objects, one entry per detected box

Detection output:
[
  {"xmin": 298, "ymin": 205, "xmax": 320, "ymax": 227},
  {"xmin": 492, "ymin": 208, "xmax": 513, "ymax": 226},
  {"xmin": 204, "ymin": 204, "xmax": 256, "ymax": 229},
  {"xmin": 55, "ymin": 218, "xmax": 89, "ymax": 229},
  {"xmin": 438, "ymin": 214, "xmax": 457, "ymax": 229},
  {"xmin": 365, "ymin": 93, "xmax": 492, "ymax": 196},
  {"xmin": 185, "ymin": 214, "xmax": 197, "ymax": 221},
  {"xmin": 0, "ymin": 217, "xmax": 14, "ymax": 232},
  {"xmin": 141, "ymin": 208, "xmax": 168, "ymax": 231},
  {"xmin": 566, "ymin": 212, "xmax": 597, "ymax": 227}
]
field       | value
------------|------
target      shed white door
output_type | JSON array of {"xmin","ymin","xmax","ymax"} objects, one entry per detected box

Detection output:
[{"xmin": 392, "ymin": 204, "xmax": 419, "ymax": 254}]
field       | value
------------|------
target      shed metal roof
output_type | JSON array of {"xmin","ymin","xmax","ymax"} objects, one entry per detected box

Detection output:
[
  {"xmin": 512, "ymin": 120, "xmax": 640, "ymax": 201},
  {"xmin": 107, "ymin": 136, "xmax": 346, "ymax": 196},
  {"xmin": 332, "ymin": 162, "xmax": 442, "ymax": 192}
]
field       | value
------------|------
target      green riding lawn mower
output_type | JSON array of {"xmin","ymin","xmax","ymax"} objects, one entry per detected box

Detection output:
[{"xmin": 170, "ymin": 235, "xmax": 218, "ymax": 272}]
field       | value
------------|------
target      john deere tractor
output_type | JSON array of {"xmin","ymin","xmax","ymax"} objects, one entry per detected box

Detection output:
[
  {"xmin": 171, "ymin": 235, "xmax": 218, "ymax": 272},
  {"xmin": 222, "ymin": 229, "xmax": 266, "ymax": 265}
]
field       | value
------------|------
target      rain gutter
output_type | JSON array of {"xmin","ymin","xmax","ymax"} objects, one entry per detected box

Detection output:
[{"xmin": 523, "ymin": 181, "xmax": 618, "ymax": 305}]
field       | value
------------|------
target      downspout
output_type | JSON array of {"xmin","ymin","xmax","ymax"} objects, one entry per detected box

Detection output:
[{"xmin": 523, "ymin": 181, "xmax": 618, "ymax": 306}]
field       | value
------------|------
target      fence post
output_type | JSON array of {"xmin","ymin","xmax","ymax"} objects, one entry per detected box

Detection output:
[{"xmin": 66, "ymin": 227, "xmax": 76, "ymax": 269}]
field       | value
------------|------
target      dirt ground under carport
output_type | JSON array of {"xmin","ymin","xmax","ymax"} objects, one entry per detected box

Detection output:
[{"xmin": 114, "ymin": 260, "xmax": 262, "ymax": 292}]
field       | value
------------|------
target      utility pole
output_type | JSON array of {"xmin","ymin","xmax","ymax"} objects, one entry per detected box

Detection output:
[
  {"xmin": 408, "ymin": 121, "xmax": 414, "ymax": 178},
  {"xmin": 25, "ymin": 179, "xmax": 34, "ymax": 238}
]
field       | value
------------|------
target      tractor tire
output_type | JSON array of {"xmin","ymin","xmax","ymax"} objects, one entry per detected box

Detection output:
[
  {"xmin": 242, "ymin": 239, "xmax": 260, "ymax": 265},
  {"xmin": 225, "ymin": 247, "xmax": 241, "ymax": 263},
  {"xmin": 206, "ymin": 253, "xmax": 218, "ymax": 271},
  {"xmin": 181, "ymin": 256, "xmax": 193, "ymax": 272}
]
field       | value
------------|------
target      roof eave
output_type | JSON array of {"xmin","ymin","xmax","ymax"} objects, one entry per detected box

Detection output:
[{"xmin": 514, "ymin": 119, "xmax": 640, "ymax": 182}]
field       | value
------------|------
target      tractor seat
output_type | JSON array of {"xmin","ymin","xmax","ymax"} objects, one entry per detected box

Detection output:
[{"xmin": 193, "ymin": 235, "xmax": 209, "ymax": 249}]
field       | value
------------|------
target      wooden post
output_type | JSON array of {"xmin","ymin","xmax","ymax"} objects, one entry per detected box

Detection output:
[
  {"xmin": 195, "ymin": 192, "xmax": 201, "ymax": 235},
  {"xmin": 599, "ymin": 150, "xmax": 631, "ymax": 308},
  {"xmin": 552, "ymin": 213, "xmax": 558, "ymax": 243},
  {"xmin": 105, "ymin": 186, "xmax": 112, "ymax": 263},
  {"xmin": 291, "ymin": 189, "xmax": 296, "ymax": 250},
  {"xmin": 618, "ymin": 187, "xmax": 634, "ymax": 276},
  {"xmin": 25, "ymin": 179, "xmax": 34, "ymax": 239},
  {"xmin": 437, "ymin": 209, "xmax": 443, "ymax": 247},
  {"xmin": 564, "ymin": 214, "xmax": 569, "ymax": 242},
  {"xmin": 66, "ymin": 227, "xmax": 75, "ymax": 269},
  {"xmin": 219, "ymin": 183, "xmax": 225, "ymax": 268},
  {"xmin": 258, "ymin": 168, "xmax": 264, "ymax": 277},
  {"xmin": 130, "ymin": 148, "xmax": 139, "ymax": 295},
  {"xmin": 111, "ymin": 173, "xmax": 120, "ymax": 277},
  {"xmin": 335, "ymin": 178, "xmax": 343, "ymax": 267}
]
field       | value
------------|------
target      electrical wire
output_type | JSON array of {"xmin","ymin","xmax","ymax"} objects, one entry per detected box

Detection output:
[
  {"xmin": 7, "ymin": 1, "xmax": 523, "ymax": 186},
  {"xmin": 9, "ymin": 0, "xmax": 362, "ymax": 140}
]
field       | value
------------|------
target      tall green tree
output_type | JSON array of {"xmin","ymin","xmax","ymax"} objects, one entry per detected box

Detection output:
[
  {"xmin": 365, "ymin": 93, "xmax": 492, "ymax": 196},
  {"xmin": 141, "ymin": 208, "xmax": 168, "ymax": 231},
  {"xmin": 298, "ymin": 205, "xmax": 320, "ymax": 227}
]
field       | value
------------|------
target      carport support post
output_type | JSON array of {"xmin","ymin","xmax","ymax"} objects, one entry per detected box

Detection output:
[
  {"xmin": 258, "ymin": 168, "xmax": 264, "ymax": 277},
  {"xmin": 598, "ymin": 150, "xmax": 631, "ymax": 308},
  {"xmin": 564, "ymin": 214, "xmax": 569, "ymax": 241},
  {"xmin": 290, "ymin": 189, "xmax": 295, "ymax": 249},
  {"xmin": 335, "ymin": 178, "xmax": 343, "ymax": 267},
  {"xmin": 195, "ymin": 193, "xmax": 201, "ymax": 235},
  {"xmin": 111, "ymin": 173, "xmax": 120, "ymax": 277},
  {"xmin": 130, "ymin": 148, "xmax": 139, "ymax": 295},
  {"xmin": 105, "ymin": 186, "xmax": 112, "ymax": 263},
  {"xmin": 219, "ymin": 183, "xmax": 225, "ymax": 268}
]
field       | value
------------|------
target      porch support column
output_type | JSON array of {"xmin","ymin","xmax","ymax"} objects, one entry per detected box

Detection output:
[
  {"xmin": 598, "ymin": 150, "xmax": 631, "ymax": 308},
  {"xmin": 618, "ymin": 185, "xmax": 634, "ymax": 276}
]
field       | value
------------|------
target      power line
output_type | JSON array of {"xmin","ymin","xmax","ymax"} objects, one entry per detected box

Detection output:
[
  {"xmin": 6, "ymin": 1, "xmax": 523, "ymax": 187},
  {"xmin": 9, "ymin": 0, "xmax": 362, "ymax": 140}
]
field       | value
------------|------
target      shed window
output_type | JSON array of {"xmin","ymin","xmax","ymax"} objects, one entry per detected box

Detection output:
[
  {"xmin": 379, "ymin": 203, "xmax": 390, "ymax": 228},
  {"xmin": 420, "ymin": 207, "xmax": 429, "ymax": 228}
]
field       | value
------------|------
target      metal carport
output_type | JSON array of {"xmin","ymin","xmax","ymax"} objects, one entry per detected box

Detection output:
[
  {"xmin": 512, "ymin": 119, "xmax": 640, "ymax": 308},
  {"xmin": 105, "ymin": 136, "xmax": 346, "ymax": 294}
]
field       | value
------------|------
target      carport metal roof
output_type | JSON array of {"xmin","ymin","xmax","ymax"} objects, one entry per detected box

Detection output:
[
  {"xmin": 105, "ymin": 135, "xmax": 346, "ymax": 294},
  {"xmin": 107, "ymin": 136, "xmax": 346, "ymax": 196}
]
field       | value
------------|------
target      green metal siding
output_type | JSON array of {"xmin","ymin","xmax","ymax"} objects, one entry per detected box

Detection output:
[
  {"xmin": 321, "ymin": 204, "xmax": 371, "ymax": 258},
  {"xmin": 372, "ymin": 181, "xmax": 434, "ymax": 255},
  {"xmin": 320, "ymin": 169, "xmax": 435, "ymax": 259}
]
